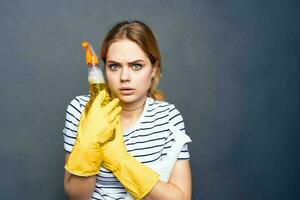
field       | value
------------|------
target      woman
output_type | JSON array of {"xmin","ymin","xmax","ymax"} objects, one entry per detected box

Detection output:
[{"xmin": 63, "ymin": 21, "xmax": 192, "ymax": 200}]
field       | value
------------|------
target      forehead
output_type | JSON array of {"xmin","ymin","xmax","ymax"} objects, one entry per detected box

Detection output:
[{"xmin": 106, "ymin": 39, "xmax": 149, "ymax": 62}]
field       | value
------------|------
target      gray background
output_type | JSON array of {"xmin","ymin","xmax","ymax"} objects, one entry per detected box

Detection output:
[{"xmin": 0, "ymin": 0, "xmax": 299, "ymax": 199}]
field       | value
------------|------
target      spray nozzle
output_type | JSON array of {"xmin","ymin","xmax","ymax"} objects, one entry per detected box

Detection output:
[{"xmin": 82, "ymin": 41, "xmax": 99, "ymax": 66}]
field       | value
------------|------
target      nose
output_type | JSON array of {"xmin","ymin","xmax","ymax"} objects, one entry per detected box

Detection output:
[{"xmin": 120, "ymin": 66, "xmax": 130, "ymax": 83}]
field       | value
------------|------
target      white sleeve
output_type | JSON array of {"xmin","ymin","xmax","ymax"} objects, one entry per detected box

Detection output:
[{"xmin": 168, "ymin": 104, "xmax": 190, "ymax": 160}]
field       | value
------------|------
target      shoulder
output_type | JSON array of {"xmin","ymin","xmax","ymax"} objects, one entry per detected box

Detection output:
[
  {"xmin": 64, "ymin": 95, "xmax": 90, "ymax": 120},
  {"xmin": 145, "ymin": 98, "xmax": 185, "ymax": 128},
  {"xmin": 145, "ymin": 98, "xmax": 178, "ymax": 115},
  {"xmin": 146, "ymin": 98, "xmax": 173, "ymax": 111},
  {"xmin": 68, "ymin": 94, "xmax": 90, "ymax": 107},
  {"xmin": 66, "ymin": 95, "xmax": 90, "ymax": 111}
]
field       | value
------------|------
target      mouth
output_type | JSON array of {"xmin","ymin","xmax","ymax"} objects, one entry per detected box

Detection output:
[{"xmin": 119, "ymin": 87, "xmax": 135, "ymax": 95}]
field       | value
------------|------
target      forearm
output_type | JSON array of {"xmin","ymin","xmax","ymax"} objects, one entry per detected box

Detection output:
[
  {"xmin": 144, "ymin": 160, "xmax": 192, "ymax": 200},
  {"xmin": 144, "ymin": 180, "xmax": 186, "ymax": 200},
  {"xmin": 64, "ymin": 170, "xmax": 96, "ymax": 200},
  {"xmin": 64, "ymin": 154, "xmax": 96, "ymax": 200}
]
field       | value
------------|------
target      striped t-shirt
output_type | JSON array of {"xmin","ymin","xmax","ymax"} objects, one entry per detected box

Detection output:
[{"xmin": 63, "ymin": 95, "xmax": 190, "ymax": 200}]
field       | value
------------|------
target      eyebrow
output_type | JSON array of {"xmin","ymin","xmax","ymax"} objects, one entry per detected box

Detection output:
[{"xmin": 106, "ymin": 59, "xmax": 145, "ymax": 65}]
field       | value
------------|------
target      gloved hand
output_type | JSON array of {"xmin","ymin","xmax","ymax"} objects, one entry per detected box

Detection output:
[
  {"xmin": 124, "ymin": 124, "xmax": 192, "ymax": 200},
  {"xmin": 65, "ymin": 90, "xmax": 121, "ymax": 177},
  {"xmin": 101, "ymin": 121, "xmax": 160, "ymax": 200}
]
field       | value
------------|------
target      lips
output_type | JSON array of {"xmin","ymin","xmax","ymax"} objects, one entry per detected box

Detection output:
[{"xmin": 119, "ymin": 87, "xmax": 135, "ymax": 95}]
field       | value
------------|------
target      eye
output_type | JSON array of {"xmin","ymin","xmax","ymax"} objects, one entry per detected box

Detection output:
[
  {"xmin": 107, "ymin": 63, "xmax": 119, "ymax": 71},
  {"xmin": 132, "ymin": 63, "xmax": 143, "ymax": 70}
]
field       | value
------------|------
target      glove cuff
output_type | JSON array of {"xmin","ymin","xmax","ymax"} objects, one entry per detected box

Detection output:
[
  {"xmin": 112, "ymin": 154, "xmax": 160, "ymax": 199},
  {"xmin": 65, "ymin": 141, "xmax": 103, "ymax": 177}
]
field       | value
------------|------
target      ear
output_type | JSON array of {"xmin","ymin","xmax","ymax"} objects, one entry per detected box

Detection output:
[{"xmin": 151, "ymin": 62, "xmax": 159, "ymax": 78}]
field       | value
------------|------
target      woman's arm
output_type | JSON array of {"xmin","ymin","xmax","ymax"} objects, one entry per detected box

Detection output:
[
  {"xmin": 144, "ymin": 160, "xmax": 192, "ymax": 200},
  {"xmin": 64, "ymin": 154, "xmax": 96, "ymax": 200}
]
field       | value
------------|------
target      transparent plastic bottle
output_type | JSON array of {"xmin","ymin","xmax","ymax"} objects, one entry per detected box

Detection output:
[{"xmin": 82, "ymin": 41, "xmax": 110, "ymax": 113}]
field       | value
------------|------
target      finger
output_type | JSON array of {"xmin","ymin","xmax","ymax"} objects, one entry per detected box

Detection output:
[
  {"xmin": 108, "ymin": 106, "xmax": 122, "ymax": 123},
  {"xmin": 101, "ymin": 118, "xmax": 122, "ymax": 151},
  {"xmin": 105, "ymin": 98, "xmax": 119, "ymax": 113},
  {"xmin": 110, "ymin": 115, "xmax": 120, "ymax": 129},
  {"xmin": 114, "ymin": 119, "xmax": 124, "ymax": 141},
  {"xmin": 91, "ymin": 90, "xmax": 106, "ymax": 109}
]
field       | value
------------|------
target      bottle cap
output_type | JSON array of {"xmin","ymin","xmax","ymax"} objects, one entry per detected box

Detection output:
[{"xmin": 82, "ymin": 41, "xmax": 99, "ymax": 66}]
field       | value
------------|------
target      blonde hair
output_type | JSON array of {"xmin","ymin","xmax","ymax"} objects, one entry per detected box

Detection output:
[{"xmin": 100, "ymin": 20, "xmax": 165, "ymax": 101}]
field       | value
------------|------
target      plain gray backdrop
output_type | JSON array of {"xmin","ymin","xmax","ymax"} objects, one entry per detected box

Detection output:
[{"xmin": 0, "ymin": 0, "xmax": 299, "ymax": 199}]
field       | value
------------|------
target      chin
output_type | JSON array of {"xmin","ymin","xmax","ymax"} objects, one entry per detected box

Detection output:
[
  {"xmin": 118, "ymin": 95, "xmax": 138, "ymax": 104},
  {"xmin": 115, "ymin": 93, "xmax": 146, "ymax": 104}
]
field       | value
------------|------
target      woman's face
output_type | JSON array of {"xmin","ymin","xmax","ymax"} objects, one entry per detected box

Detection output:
[{"xmin": 105, "ymin": 39, "xmax": 157, "ymax": 105}]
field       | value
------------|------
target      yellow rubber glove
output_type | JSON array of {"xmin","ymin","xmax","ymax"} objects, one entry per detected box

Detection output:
[
  {"xmin": 65, "ymin": 90, "xmax": 121, "ymax": 177},
  {"xmin": 101, "ymin": 121, "xmax": 160, "ymax": 200}
]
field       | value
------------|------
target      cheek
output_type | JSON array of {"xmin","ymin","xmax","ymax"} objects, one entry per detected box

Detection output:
[
  {"xmin": 138, "ymin": 72, "xmax": 153, "ymax": 89},
  {"xmin": 105, "ymin": 72, "xmax": 118, "ymax": 91}
]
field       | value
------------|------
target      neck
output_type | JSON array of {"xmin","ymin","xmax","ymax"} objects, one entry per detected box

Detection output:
[{"xmin": 120, "ymin": 96, "xmax": 147, "ymax": 124}]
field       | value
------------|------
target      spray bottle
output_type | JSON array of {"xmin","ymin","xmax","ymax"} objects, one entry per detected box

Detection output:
[{"xmin": 82, "ymin": 41, "xmax": 110, "ymax": 113}]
